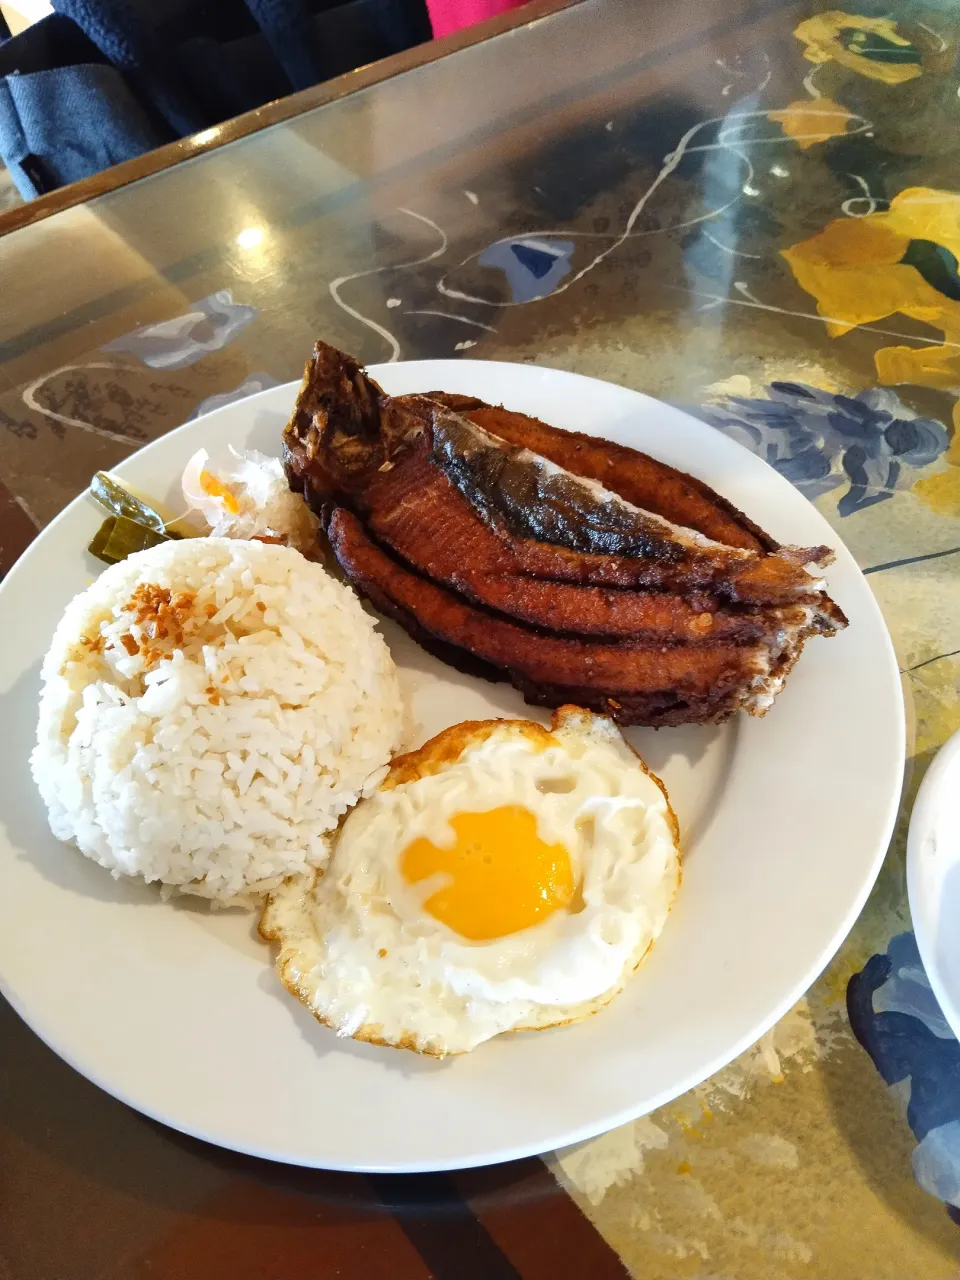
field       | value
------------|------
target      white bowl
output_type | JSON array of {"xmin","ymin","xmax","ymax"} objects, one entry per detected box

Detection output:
[{"xmin": 908, "ymin": 729, "xmax": 960, "ymax": 1040}]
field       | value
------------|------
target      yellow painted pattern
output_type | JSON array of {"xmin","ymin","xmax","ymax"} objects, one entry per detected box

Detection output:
[
  {"xmin": 792, "ymin": 11, "xmax": 923, "ymax": 84},
  {"xmin": 769, "ymin": 98, "xmax": 857, "ymax": 149},
  {"xmin": 913, "ymin": 425, "xmax": 960, "ymax": 515},
  {"xmin": 782, "ymin": 187, "xmax": 960, "ymax": 513}
]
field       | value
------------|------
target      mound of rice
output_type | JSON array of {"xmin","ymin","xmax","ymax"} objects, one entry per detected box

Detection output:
[{"xmin": 31, "ymin": 537, "xmax": 403, "ymax": 903}]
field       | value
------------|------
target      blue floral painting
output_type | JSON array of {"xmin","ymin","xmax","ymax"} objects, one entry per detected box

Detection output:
[
  {"xmin": 848, "ymin": 932, "xmax": 960, "ymax": 1223},
  {"xmin": 102, "ymin": 290, "xmax": 258, "ymax": 371},
  {"xmin": 691, "ymin": 382, "xmax": 950, "ymax": 516}
]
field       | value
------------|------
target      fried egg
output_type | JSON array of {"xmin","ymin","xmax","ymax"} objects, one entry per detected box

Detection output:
[{"xmin": 260, "ymin": 707, "xmax": 681, "ymax": 1056}]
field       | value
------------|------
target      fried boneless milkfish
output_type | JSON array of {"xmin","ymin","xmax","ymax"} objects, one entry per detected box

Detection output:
[{"xmin": 282, "ymin": 341, "xmax": 846, "ymax": 728}]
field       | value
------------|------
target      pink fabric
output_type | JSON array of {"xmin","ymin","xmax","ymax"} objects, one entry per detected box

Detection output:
[{"xmin": 426, "ymin": 0, "xmax": 527, "ymax": 39}]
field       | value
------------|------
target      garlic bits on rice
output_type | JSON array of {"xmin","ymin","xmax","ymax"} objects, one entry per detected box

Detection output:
[{"xmin": 31, "ymin": 538, "xmax": 403, "ymax": 903}]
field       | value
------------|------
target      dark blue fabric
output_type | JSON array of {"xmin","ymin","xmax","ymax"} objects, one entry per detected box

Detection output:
[
  {"xmin": 245, "ymin": 0, "xmax": 329, "ymax": 90},
  {"xmin": 0, "ymin": 0, "xmax": 431, "ymax": 198},
  {"xmin": 176, "ymin": 32, "xmax": 290, "ymax": 124},
  {"xmin": 51, "ymin": 0, "xmax": 214, "ymax": 134},
  {"xmin": 49, "ymin": 0, "xmax": 431, "ymax": 133},
  {"xmin": 0, "ymin": 62, "xmax": 167, "ymax": 197}
]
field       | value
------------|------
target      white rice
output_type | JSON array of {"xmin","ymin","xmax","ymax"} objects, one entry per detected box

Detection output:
[{"xmin": 31, "ymin": 538, "xmax": 403, "ymax": 903}]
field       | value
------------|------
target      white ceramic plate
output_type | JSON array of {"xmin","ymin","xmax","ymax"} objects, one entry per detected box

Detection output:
[
  {"xmin": 908, "ymin": 730, "xmax": 960, "ymax": 1039},
  {"xmin": 0, "ymin": 361, "xmax": 904, "ymax": 1172}
]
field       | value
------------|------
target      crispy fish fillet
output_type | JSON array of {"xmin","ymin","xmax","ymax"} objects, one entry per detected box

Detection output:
[
  {"xmin": 282, "ymin": 341, "xmax": 847, "ymax": 727},
  {"xmin": 329, "ymin": 509, "xmax": 772, "ymax": 708},
  {"xmin": 366, "ymin": 454, "xmax": 835, "ymax": 607},
  {"xmin": 284, "ymin": 346, "xmax": 832, "ymax": 600},
  {"xmin": 361, "ymin": 437, "xmax": 816, "ymax": 643},
  {"xmin": 427, "ymin": 392, "xmax": 777, "ymax": 552}
]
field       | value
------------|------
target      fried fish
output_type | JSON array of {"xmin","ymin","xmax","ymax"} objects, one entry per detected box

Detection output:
[{"xmin": 282, "ymin": 341, "xmax": 846, "ymax": 727}]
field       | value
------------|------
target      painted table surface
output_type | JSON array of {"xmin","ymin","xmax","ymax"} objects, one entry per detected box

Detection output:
[{"xmin": 1, "ymin": 0, "xmax": 959, "ymax": 1275}]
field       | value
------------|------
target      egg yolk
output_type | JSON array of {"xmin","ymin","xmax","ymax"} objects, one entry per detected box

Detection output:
[
  {"xmin": 401, "ymin": 805, "xmax": 575, "ymax": 941},
  {"xmin": 199, "ymin": 469, "xmax": 240, "ymax": 515}
]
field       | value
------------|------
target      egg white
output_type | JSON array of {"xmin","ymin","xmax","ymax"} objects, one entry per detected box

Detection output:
[{"xmin": 262, "ymin": 709, "xmax": 680, "ymax": 1056}]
